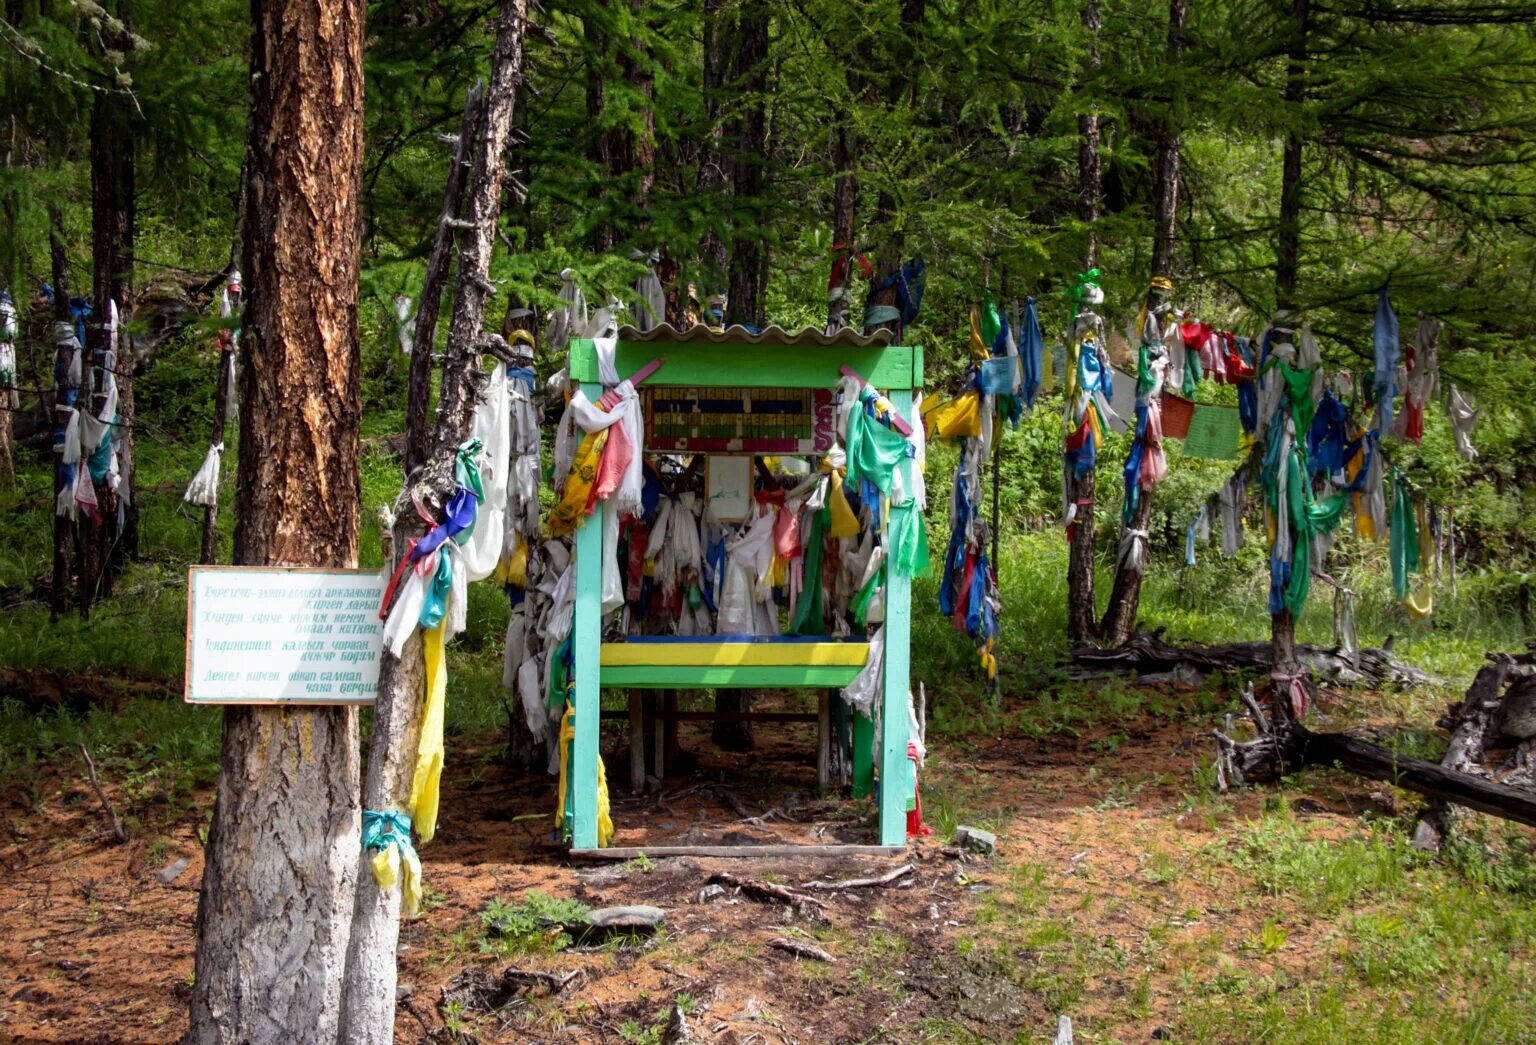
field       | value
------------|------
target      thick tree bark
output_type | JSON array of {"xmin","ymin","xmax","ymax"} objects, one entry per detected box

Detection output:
[
  {"xmin": 340, "ymin": 5, "xmax": 527, "ymax": 1041},
  {"xmin": 188, "ymin": 2, "xmax": 366, "ymax": 1043},
  {"xmin": 1099, "ymin": 494, "xmax": 1152, "ymax": 643},
  {"xmin": 405, "ymin": 82, "xmax": 483, "ymax": 476}
]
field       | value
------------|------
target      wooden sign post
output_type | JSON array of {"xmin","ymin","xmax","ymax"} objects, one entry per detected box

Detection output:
[{"xmin": 185, "ymin": 566, "xmax": 384, "ymax": 704}]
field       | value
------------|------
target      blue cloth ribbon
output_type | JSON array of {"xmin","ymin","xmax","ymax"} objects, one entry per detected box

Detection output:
[
  {"xmin": 1020, "ymin": 297, "xmax": 1043, "ymax": 408},
  {"xmin": 362, "ymin": 808, "xmax": 416, "ymax": 856}
]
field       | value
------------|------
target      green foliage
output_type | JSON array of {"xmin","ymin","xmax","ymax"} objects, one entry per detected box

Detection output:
[{"xmin": 477, "ymin": 891, "xmax": 590, "ymax": 957}]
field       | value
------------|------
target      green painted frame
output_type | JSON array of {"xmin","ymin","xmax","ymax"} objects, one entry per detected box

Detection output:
[{"xmin": 566, "ymin": 337, "xmax": 921, "ymax": 849}]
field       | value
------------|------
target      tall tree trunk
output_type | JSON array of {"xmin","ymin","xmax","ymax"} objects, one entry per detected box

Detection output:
[
  {"xmin": 697, "ymin": 0, "xmax": 728, "ymax": 297},
  {"xmin": 1147, "ymin": 0, "xmax": 1184, "ymax": 281},
  {"xmin": 89, "ymin": 0, "xmax": 137, "ymax": 576},
  {"xmin": 187, "ymin": 2, "xmax": 366, "ymax": 1042},
  {"xmin": 1067, "ymin": 0, "xmax": 1103, "ymax": 645},
  {"xmin": 48, "ymin": 213, "xmax": 74, "ymax": 622},
  {"xmin": 340, "ymin": 5, "xmax": 528, "ymax": 1040},
  {"xmin": 406, "ymin": 82, "xmax": 483, "ymax": 476},
  {"xmin": 1271, "ymin": 0, "xmax": 1309, "ymax": 684},
  {"xmin": 712, "ymin": 0, "xmax": 770, "ymax": 749},
  {"xmin": 1098, "ymin": 0, "xmax": 1185, "ymax": 646},
  {"xmin": 586, "ymin": 1, "xmax": 616, "ymax": 253},
  {"xmin": 863, "ymin": 0, "xmax": 924, "ymax": 338},
  {"xmin": 825, "ymin": 113, "xmax": 858, "ymax": 334},
  {"xmin": 723, "ymin": 0, "xmax": 768, "ymax": 329}
]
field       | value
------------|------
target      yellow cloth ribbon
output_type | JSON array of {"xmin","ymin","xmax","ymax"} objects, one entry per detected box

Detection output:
[
  {"xmin": 496, "ymin": 531, "xmax": 529, "ymax": 588},
  {"xmin": 555, "ymin": 706, "xmax": 614, "ymax": 847},
  {"xmin": 926, "ymin": 390, "xmax": 982, "ymax": 440},
  {"xmin": 968, "ymin": 305, "xmax": 989, "ymax": 362},
  {"xmin": 370, "ymin": 836, "xmax": 423, "ymax": 917},
  {"xmin": 1405, "ymin": 500, "xmax": 1434, "ymax": 618},
  {"xmin": 545, "ymin": 428, "xmax": 609, "ymax": 537},
  {"xmin": 407, "ymin": 617, "xmax": 449, "ymax": 845},
  {"xmin": 827, "ymin": 470, "xmax": 861, "ymax": 538}
]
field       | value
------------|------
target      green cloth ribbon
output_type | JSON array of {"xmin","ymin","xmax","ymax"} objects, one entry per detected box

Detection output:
[
  {"xmin": 1390, "ymin": 469, "xmax": 1419, "ymax": 599},
  {"xmin": 845, "ymin": 392, "xmax": 911, "ymax": 496},
  {"xmin": 1136, "ymin": 344, "xmax": 1155, "ymax": 398},
  {"xmin": 362, "ymin": 809, "xmax": 416, "ymax": 858},
  {"xmin": 889, "ymin": 504, "xmax": 930, "ymax": 578},
  {"xmin": 418, "ymin": 546, "xmax": 454, "ymax": 629},
  {"xmin": 981, "ymin": 289, "xmax": 1003, "ymax": 350},
  {"xmin": 788, "ymin": 506, "xmax": 830, "ymax": 635},
  {"xmin": 1068, "ymin": 268, "xmax": 1101, "ymax": 332},
  {"xmin": 1276, "ymin": 442, "xmax": 1349, "ymax": 618},
  {"xmin": 851, "ymin": 558, "xmax": 887, "ymax": 627},
  {"xmin": 455, "ymin": 438, "xmax": 485, "ymax": 502}
]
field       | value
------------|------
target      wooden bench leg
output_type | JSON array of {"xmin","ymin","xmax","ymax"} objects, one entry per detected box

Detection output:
[
  {"xmin": 628, "ymin": 691, "xmax": 645, "ymax": 793},
  {"xmin": 817, "ymin": 690, "xmax": 831, "ymax": 792}
]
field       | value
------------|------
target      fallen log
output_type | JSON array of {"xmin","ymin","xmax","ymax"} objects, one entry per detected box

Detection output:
[
  {"xmin": 1294, "ymin": 729, "xmax": 1536, "ymax": 828},
  {"xmin": 1215, "ymin": 678, "xmax": 1536, "ymax": 831},
  {"xmin": 1413, "ymin": 658, "xmax": 1511, "ymax": 850},
  {"xmin": 1074, "ymin": 626, "xmax": 1434, "ymax": 688}
]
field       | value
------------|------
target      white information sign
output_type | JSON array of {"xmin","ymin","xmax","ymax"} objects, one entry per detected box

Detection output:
[{"xmin": 185, "ymin": 567, "xmax": 385, "ymax": 705}]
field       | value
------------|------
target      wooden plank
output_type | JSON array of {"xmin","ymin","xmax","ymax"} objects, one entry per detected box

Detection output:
[
  {"xmin": 628, "ymin": 691, "xmax": 644, "ymax": 794},
  {"xmin": 599, "ymin": 665, "xmax": 862, "ymax": 688},
  {"xmin": 570, "ymin": 383, "xmax": 605, "ymax": 850},
  {"xmin": 601, "ymin": 641, "xmax": 870, "ymax": 667},
  {"xmin": 663, "ymin": 690, "xmax": 679, "ymax": 774},
  {"xmin": 569, "ymin": 339, "xmax": 921, "ymax": 391},
  {"xmin": 880, "ymin": 387, "xmax": 916, "ymax": 846},
  {"xmin": 817, "ymin": 691, "xmax": 831, "ymax": 792},
  {"xmin": 650, "ymin": 692, "xmax": 664, "ymax": 785},
  {"xmin": 599, "ymin": 710, "xmax": 818, "ymax": 724},
  {"xmin": 570, "ymin": 844, "xmax": 907, "ymax": 861}
]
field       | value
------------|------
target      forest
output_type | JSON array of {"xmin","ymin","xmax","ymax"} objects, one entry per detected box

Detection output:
[{"xmin": 2, "ymin": 0, "xmax": 1536, "ymax": 1042}]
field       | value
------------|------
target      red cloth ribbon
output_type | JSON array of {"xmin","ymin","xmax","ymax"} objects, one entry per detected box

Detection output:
[
  {"xmin": 906, "ymin": 741, "xmax": 932, "ymax": 839},
  {"xmin": 828, "ymin": 242, "xmax": 874, "ymax": 292}
]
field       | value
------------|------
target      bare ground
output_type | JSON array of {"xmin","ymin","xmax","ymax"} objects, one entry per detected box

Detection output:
[{"xmin": 0, "ymin": 683, "xmax": 1524, "ymax": 1043}]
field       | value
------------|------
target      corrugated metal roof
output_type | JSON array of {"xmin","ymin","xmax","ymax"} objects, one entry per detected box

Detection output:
[{"xmin": 616, "ymin": 322, "xmax": 895, "ymax": 348}]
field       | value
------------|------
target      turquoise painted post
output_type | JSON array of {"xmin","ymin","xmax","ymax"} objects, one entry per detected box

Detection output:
[
  {"xmin": 570, "ymin": 382, "xmax": 604, "ymax": 848},
  {"xmin": 879, "ymin": 388, "xmax": 915, "ymax": 846}
]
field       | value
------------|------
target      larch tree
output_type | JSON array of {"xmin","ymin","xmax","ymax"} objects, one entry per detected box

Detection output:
[
  {"xmin": 1066, "ymin": 0, "xmax": 1103, "ymax": 645},
  {"xmin": 341, "ymin": 4, "xmax": 528, "ymax": 1038},
  {"xmin": 1098, "ymin": 0, "xmax": 1186, "ymax": 646},
  {"xmin": 187, "ymin": 0, "xmax": 366, "ymax": 1041}
]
